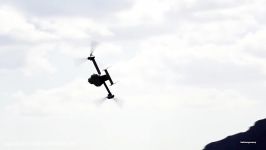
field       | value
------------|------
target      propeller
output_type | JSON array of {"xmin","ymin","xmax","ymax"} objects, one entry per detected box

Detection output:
[
  {"xmin": 103, "ymin": 66, "xmax": 111, "ymax": 70},
  {"xmin": 93, "ymin": 96, "xmax": 123, "ymax": 107},
  {"xmin": 93, "ymin": 97, "xmax": 108, "ymax": 106},
  {"xmin": 112, "ymin": 81, "xmax": 119, "ymax": 85},
  {"xmin": 90, "ymin": 41, "xmax": 98, "ymax": 57},
  {"xmin": 74, "ymin": 41, "xmax": 99, "ymax": 66},
  {"xmin": 74, "ymin": 57, "xmax": 88, "ymax": 65},
  {"xmin": 113, "ymin": 97, "xmax": 123, "ymax": 107}
]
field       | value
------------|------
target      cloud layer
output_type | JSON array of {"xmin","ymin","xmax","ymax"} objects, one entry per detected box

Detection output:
[{"xmin": 1, "ymin": 0, "xmax": 266, "ymax": 150}]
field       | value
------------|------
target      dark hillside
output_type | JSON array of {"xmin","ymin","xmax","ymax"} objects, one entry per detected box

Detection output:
[{"xmin": 203, "ymin": 118, "xmax": 266, "ymax": 150}]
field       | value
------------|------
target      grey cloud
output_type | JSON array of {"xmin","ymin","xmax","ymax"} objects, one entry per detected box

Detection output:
[
  {"xmin": 190, "ymin": 0, "xmax": 244, "ymax": 11},
  {"xmin": 110, "ymin": 24, "xmax": 172, "ymax": 42},
  {"xmin": 0, "ymin": 47, "xmax": 26, "ymax": 70},
  {"xmin": 0, "ymin": 34, "xmax": 19, "ymax": 46},
  {"xmin": 1, "ymin": 0, "xmax": 132, "ymax": 18},
  {"xmin": 175, "ymin": 58, "xmax": 266, "ymax": 88},
  {"xmin": 181, "ymin": 0, "xmax": 245, "ymax": 13},
  {"xmin": 164, "ymin": 0, "xmax": 252, "ymax": 24}
]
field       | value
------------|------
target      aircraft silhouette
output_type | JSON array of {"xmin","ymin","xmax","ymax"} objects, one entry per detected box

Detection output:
[{"xmin": 87, "ymin": 50, "xmax": 115, "ymax": 99}]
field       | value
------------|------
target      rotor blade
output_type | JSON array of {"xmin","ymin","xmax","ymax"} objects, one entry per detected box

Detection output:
[
  {"xmin": 93, "ymin": 96, "xmax": 124, "ymax": 107},
  {"xmin": 93, "ymin": 97, "xmax": 107, "ymax": 106},
  {"xmin": 113, "ymin": 97, "xmax": 123, "ymax": 108},
  {"xmin": 112, "ymin": 81, "xmax": 119, "ymax": 86},
  {"xmin": 103, "ymin": 66, "xmax": 111, "ymax": 70},
  {"xmin": 74, "ymin": 57, "xmax": 88, "ymax": 66},
  {"xmin": 90, "ymin": 41, "xmax": 98, "ymax": 56}
]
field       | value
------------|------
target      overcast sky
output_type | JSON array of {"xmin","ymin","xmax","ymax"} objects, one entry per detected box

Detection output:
[{"xmin": 1, "ymin": 0, "xmax": 266, "ymax": 149}]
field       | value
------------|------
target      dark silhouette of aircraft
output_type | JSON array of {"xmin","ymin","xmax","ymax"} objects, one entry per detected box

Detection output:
[{"xmin": 87, "ymin": 48, "xmax": 115, "ymax": 99}]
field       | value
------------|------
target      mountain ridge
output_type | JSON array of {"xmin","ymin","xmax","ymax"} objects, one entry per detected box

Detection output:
[{"xmin": 203, "ymin": 118, "xmax": 266, "ymax": 150}]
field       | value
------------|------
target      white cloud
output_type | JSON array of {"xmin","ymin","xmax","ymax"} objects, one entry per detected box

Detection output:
[
  {"xmin": 22, "ymin": 44, "xmax": 56, "ymax": 76},
  {"xmin": 30, "ymin": 17, "xmax": 113, "ymax": 39},
  {"xmin": 0, "ymin": 6, "xmax": 56, "ymax": 42},
  {"xmin": 0, "ymin": 5, "xmax": 114, "ymax": 42},
  {"xmin": 115, "ymin": 0, "xmax": 172, "ymax": 26},
  {"xmin": 1, "ymin": 0, "xmax": 132, "ymax": 18},
  {"xmin": 0, "ymin": 5, "xmax": 115, "ymax": 76},
  {"xmin": 6, "ymin": 79, "xmax": 100, "ymax": 116}
]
